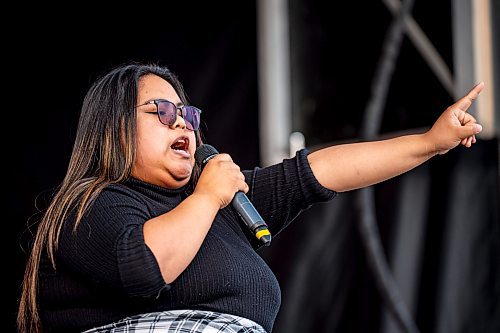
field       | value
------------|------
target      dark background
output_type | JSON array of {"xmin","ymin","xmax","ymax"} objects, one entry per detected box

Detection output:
[{"xmin": 10, "ymin": 1, "xmax": 499, "ymax": 332}]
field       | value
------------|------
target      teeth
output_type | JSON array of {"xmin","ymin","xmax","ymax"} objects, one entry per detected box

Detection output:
[{"xmin": 172, "ymin": 137, "xmax": 188, "ymax": 151}]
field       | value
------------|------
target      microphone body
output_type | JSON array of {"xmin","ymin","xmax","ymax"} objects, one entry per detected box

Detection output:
[
  {"xmin": 194, "ymin": 144, "xmax": 271, "ymax": 246},
  {"xmin": 232, "ymin": 192, "xmax": 271, "ymax": 244}
]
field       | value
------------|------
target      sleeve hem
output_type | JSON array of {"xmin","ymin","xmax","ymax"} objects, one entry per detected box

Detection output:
[
  {"xmin": 116, "ymin": 225, "xmax": 170, "ymax": 298},
  {"xmin": 295, "ymin": 149, "xmax": 337, "ymax": 203}
]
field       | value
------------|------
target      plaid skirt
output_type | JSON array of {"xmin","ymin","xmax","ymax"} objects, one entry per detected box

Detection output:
[{"xmin": 83, "ymin": 310, "xmax": 268, "ymax": 333}]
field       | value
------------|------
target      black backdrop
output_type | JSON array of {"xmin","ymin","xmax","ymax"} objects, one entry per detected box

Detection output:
[{"xmin": 10, "ymin": 1, "xmax": 499, "ymax": 332}]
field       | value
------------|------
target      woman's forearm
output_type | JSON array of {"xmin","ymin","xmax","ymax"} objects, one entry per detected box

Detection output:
[
  {"xmin": 307, "ymin": 133, "xmax": 435, "ymax": 192},
  {"xmin": 143, "ymin": 192, "xmax": 220, "ymax": 284}
]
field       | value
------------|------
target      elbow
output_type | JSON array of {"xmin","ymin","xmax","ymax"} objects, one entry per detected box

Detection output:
[{"xmin": 157, "ymin": 259, "xmax": 186, "ymax": 284}]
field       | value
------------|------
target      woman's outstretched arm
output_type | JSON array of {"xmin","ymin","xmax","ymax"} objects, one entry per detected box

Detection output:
[{"xmin": 308, "ymin": 82, "xmax": 484, "ymax": 192}]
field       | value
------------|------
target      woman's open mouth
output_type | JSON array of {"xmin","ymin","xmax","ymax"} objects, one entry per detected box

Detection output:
[{"xmin": 170, "ymin": 136, "xmax": 190, "ymax": 158}]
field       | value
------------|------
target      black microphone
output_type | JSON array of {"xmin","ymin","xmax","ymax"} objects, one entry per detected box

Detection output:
[{"xmin": 194, "ymin": 144, "xmax": 271, "ymax": 246}]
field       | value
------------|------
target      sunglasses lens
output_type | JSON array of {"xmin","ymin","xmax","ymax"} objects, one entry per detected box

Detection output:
[
  {"xmin": 183, "ymin": 106, "xmax": 201, "ymax": 131},
  {"xmin": 157, "ymin": 101, "xmax": 177, "ymax": 125},
  {"xmin": 156, "ymin": 100, "xmax": 201, "ymax": 130}
]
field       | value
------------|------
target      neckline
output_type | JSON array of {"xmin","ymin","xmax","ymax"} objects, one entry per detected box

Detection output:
[{"xmin": 125, "ymin": 177, "xmax": 190, "ymax": 197}]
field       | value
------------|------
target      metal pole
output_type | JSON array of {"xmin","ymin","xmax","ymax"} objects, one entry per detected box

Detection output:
[
  {"xmin": 453, "ymin": 0, "xmax": 497, "ymax": 139},
  {"xmin": 257, "ymin": 0, "xmax": 292, "ymax": 166}
]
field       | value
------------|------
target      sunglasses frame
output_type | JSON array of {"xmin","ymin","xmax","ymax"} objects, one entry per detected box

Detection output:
[{"xmin": 137, "ymin": 99, "xmax": 202, "ymax": 131}]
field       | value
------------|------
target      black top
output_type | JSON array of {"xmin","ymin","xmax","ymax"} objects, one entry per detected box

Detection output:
[{"xmin": 38, "ymin": 149, "xmax": 336, "ymax": 332}]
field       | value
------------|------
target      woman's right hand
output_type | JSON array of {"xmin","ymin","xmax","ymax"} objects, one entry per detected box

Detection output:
[{"xmin": 193, "ymin": 153, "xmax": 249, "ymax": 209}]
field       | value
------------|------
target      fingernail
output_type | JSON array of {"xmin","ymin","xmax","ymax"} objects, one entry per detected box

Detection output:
[{"xmin": 475, "ymin": 124, "xmax": 483, "ymax": 133}]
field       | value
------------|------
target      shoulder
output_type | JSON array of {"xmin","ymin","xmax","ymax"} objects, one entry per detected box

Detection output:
[
  {"xmin": 97, "ymin": 182, "xmax": 148, "ymax": 203},
  {"xmin": 87, "ymin": 182, "xmax": 152, "ymax": 218}
]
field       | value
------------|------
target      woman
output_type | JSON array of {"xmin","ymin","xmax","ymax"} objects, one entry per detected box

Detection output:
[{"xmin": 18, "ymin": 62, "xmax": 483, "ymax": 332}]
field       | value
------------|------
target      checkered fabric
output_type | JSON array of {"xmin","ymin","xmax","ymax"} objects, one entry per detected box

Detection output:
[{"xmin": 83, "ymin": 310, "xmax": 268, "ymax": 333}]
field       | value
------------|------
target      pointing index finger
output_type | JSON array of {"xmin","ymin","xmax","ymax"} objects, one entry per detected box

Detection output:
[{"xmin": 457, "ymin": 81, "xmax": 484, "ymax": 112}]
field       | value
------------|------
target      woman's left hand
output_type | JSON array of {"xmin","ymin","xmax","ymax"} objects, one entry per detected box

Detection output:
[{"xmin": 425, "ymin": 82, "xmax": 484, "ymax": 155}]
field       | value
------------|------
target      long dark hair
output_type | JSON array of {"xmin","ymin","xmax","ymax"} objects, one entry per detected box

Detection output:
[{"xmin": 17, "ymin": 62, "xmax": 203, "ymax": 332}]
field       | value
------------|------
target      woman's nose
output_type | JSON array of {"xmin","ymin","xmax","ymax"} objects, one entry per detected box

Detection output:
[{"xmin": 171, "ymin": 108, "xmax": 187, "ymax": 129}]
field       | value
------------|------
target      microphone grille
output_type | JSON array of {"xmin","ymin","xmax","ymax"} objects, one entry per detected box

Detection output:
[{"xmin": 195, "ymin": 144, "xmax": 219, "ymax": 165}]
